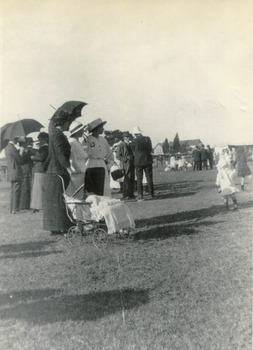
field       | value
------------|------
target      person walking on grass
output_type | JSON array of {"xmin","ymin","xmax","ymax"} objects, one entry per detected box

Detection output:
[
  {"xmin": 215, "ymin": 148, "xmax": 238, "ymax": 210},
  {"xmin": 131, "ymin": 126, "xmax": 154, "ymax": 201}
]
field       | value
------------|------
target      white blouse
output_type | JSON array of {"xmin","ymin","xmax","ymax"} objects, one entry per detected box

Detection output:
[
  {"xmin": 69, "ymin": 139, "xmax": 88, "ymax": 173},
  {"xmin": 86, "ymin": 135, "xmax": 114, "ymax": 170}
]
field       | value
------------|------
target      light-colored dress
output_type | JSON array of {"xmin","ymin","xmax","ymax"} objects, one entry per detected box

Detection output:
[
  {"xmin": 86, "ymin": 135, "xmax": 114, "ymax": 197},
  {"xmin": 170, "ymin": 156, "xmax": 178, "ymax": 169},
  {"xmin": 216, "ymin": 155, "xmax": 238, "ymax": 196},
  {"xmin": 67, "ymin": 139, "xmax": 88, "ymax": 199}
]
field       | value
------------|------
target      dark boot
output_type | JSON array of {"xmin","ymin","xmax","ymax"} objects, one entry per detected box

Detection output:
[{"xmin": 241, "ymin": 184, "xmax": 244, "ymax": 190}]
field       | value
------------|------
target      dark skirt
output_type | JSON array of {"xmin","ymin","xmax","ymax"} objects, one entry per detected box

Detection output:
[
  {"xmin": 84, "ymin": 167, "xmax": 105, "ymax": 195},
  {"xmin": 237, "ymin": 165, "xmax": 252, "ymax": 178},
  {"xmin": 43, "ymin": 173, "xmax": 71, "ymax": 232},
  {"xmin": 19, "ymin": 165, "xmax": 32, "ymax": 210}
]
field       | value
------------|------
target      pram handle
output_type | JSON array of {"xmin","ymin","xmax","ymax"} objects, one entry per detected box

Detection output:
[{"xmin": 58, "ymin": 174, "xmax": 85, "ymax": 198}]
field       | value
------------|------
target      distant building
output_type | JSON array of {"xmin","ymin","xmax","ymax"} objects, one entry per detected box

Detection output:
[
  {"xmin": 179, "ymin": 139, "xmax": 203, "ymax": 149},
  {"xmin": 153, "ymin": 143, "xmax": 164, "ymax": 155},
  {"xmin": 153, "ymin": 139, "xmax": 203, "ymax": 155}
]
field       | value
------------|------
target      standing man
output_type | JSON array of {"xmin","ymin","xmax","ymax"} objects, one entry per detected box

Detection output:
[
  {"xmin": 207, "ymin": 145, "xmax": 214, "ymax": 169},
  {"xmin": 192, "ymin": 145, "xmax": 201, "ymax": 171},
  {"xmin": 131, "ymin": 126, "xmax": 154, "ymax": 201},
  {"xmin": 116, "ymin": 131, "xmax": 135, "ymax": 200},
  {"xmin": 5, "ymin": 137, "xmax": 24, "ymax": 214},
  {"xmin": 200, "ymin": 144, "xmax": 208, "ymax": 170}
]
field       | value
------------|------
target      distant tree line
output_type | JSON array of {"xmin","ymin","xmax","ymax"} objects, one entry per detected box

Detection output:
[{"xmin": 162, "ymin": 132, "xmax": 188, "ymax": 154}]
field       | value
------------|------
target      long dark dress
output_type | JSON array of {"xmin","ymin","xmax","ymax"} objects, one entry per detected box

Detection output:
[{"xmin": 43, "ymin": 123, "xmax": 72, "ymax": 232}]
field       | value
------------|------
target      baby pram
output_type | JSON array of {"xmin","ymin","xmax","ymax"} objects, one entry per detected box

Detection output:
[{"xmin": 59, "ymin": 175, "xmax": 135, "ymax": 249}]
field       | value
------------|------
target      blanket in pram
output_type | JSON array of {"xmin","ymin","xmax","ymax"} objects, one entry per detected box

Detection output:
[{"xmin": 64, "ymin": 194, "xmax": 135, "ymax": 234}]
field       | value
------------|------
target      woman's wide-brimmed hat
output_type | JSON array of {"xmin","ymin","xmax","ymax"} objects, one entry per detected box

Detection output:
[
  {"xmin": 132, "ymin": 126, "xmax": 142, "ymax": 135},
  {"xmin": 122, "ymin": 131, "xmax": 131, "ymax": 138},
  {"xmin": 38, "ymin": 131, "xmax": 49, "ymax": 140},
  {"xmin": 36, "ymin": 132, "xmax": 49, "ymax": 142},
  {"xmin": 69, "ymin": 120, "xmax": 85, "ymax": 136},
  {"xmin": 88, "ymin": 118, "xmax": 107, "ymax": 133}
]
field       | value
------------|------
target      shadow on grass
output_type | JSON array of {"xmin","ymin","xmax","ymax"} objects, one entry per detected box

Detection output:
[
  {"xmin": 149, "ymin": 191, "xmax": 197, "ymax": 200},
  {"xmin": 0, "ymin": 288, "xmax": 149, "ymax": 324},
  {"xmin": 133, "ymin": 220, "xmax": 223, "ymax": 241},
  {"xmin": 0, "ymin": 240, "xmax": 56, "ymax": 253},
  {"xmin": 0, "ymin": 240, "xmax": 62, "ymax": 259},
  {"xmin": 0, "ymin": 251, "xmax": 63, "ymax": 259},
  {"xmin": 148, "ymin": 180, "xmax": 206, "ymax": 200},
  {"xmin": 133, "ymin": 200, "xmax": 253, "ymax": 241},
  {"xmin": 154, "ymin": 180, "xmax": 204, "ymax": 192},
  {"xmin": 0, "ymin": 289, "xmax": 62, "ymax": 306}
]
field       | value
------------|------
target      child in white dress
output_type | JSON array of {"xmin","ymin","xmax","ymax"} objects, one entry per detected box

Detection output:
[{"xmin": 215, "ymin": 149, "xmax": 238, "ymax": 210}]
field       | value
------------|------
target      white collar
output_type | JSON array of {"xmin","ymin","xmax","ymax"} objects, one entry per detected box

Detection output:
[{"xmin": 9, "ymin": 141, "xmax": 18, "ymax": 149}]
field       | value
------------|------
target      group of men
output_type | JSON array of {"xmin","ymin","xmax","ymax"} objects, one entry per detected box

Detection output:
[
  {"xmin": 192, "ymin": 144, "xmax": 214, "ymax": 171},
  {"xmin": 115, "ymin": 126, "xmax": 154, "ymax": 202}
]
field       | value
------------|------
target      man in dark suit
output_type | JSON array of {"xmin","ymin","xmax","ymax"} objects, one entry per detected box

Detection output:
[
  {"xmin": 5, "ymin": 137, "xmax": 25, "ymax": 213},
  {"xmin": 116, "ymin": 131, "xmax": 135, "ymax": 199},
  {"xmin": 200, "ymin": 144, "xmax": 208, "ymax": 170},
  {"xmin": 207, "ymin": 145, "xmax": 214, "ymax": 169},
  {"xmin": 131, "ymin": 126, "xmax": 154, "ymax": 201},
  {"xmin": 192, "ymin": 145, "xmax": 201, "ymax": 171}
]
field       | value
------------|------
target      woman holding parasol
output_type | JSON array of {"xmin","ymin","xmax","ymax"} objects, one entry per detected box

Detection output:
[{"xmin": 43, "ymin": 110, "xmax": 73, "ymax": 234}]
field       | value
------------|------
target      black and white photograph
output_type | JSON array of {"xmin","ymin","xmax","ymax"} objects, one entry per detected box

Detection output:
[{"xmin": 0, "ymin": 1, "xmax": 252, "ymax": 349}]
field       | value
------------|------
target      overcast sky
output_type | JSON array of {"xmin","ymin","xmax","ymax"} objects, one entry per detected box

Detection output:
[{"xmin": 0, "ymin": 0, "xmax": 252, "ymax": 147}]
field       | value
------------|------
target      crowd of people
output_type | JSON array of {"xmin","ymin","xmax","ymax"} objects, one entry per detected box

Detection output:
[
  {"xmin": 4, "ymin": 106, "xmax": 252, "ymax": 234},
  {"xmin": 4, "ymin": 110, "xmax": 155, "ymax": 235},
  {"xmin": 192, "ymin": 144, "xmax": 214, "ymax": 171}
]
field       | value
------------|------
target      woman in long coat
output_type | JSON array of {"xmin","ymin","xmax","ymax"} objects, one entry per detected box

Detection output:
[
  {"xmin": 43, "ymin": 111, "xmax": 72, "ymax": 234},
  {"xmin": 236, "ymin": 146, "xmax": 252, "ymax": 190}
]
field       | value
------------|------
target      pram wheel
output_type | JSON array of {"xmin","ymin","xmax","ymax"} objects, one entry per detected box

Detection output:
[
  {"xmin": 66, "ymin": 226, "xmax": 82, "ymax": 245},
  {"xmin": 93, "ymin": 228, "xmax": 108, "ymax": 249}
]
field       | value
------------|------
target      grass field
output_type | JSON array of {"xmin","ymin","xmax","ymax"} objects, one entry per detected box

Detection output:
[{"xmin": 0, "ymin": 166, "xmax": 252, "ymax": 350}]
